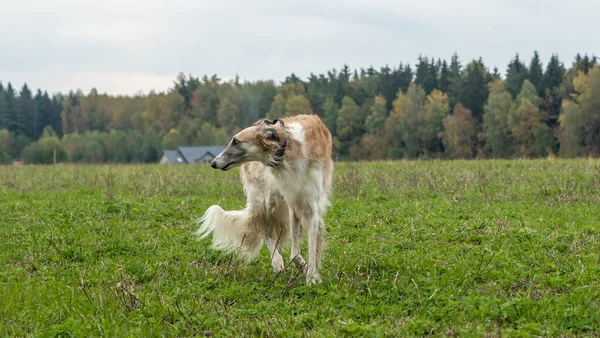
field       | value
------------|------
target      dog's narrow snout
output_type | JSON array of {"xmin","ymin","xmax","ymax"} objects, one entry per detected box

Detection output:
[{"xmin": 210, "ymin": 160, "xmax": 217, "ymax": 168}]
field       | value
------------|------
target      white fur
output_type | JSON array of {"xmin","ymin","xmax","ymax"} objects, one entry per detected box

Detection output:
[{"xmin": 196, "ymin": 119, "xmax": 333, "ymax": 284}]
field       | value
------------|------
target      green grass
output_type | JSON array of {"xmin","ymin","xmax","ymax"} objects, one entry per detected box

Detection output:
[{"xmin": 1, "ymin": 159, "xmax": 599, "ymax": 337}]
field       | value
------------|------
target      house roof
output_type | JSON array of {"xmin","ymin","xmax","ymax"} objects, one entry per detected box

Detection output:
[
  {"xmin": 162, "ymin": 150, "xmax": 182, "ymax": 164},
  {"xmin": 162, "ymin": 146, "xmax": 226, "ymax": 164}
]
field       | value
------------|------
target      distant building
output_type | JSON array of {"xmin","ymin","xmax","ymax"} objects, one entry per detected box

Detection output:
[{"xmin": 159, "ymin": 146, "xmax": 226, "ymax": 164}]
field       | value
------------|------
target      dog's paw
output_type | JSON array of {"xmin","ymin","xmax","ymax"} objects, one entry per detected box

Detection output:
[
  {"xmin": 305, "ymin": 271, "xmax": 322, "ymax": 285},
  {"xmin": 292, "ymin": 255, "xmax": 307, "ymax": 271},
  {"xmin": 271, "ymin": 256, "xmax": 285, "ymax": 273}
]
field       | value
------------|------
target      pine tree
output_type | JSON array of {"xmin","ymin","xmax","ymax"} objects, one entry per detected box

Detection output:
[
  {"xmin": 415, "ymin": 56, "xmax": 428, "ymax": 89},
  {"xmin": 528, "ymin": 51, "xmax": 544, "ymax": 96},
  {"xmin": 505, "ymin": 53, "xmax": 529, "ymax": 98},
  {"xmin": 542, "ymin": 54, "xmax": 566, "ymax": 126},
  {"xmin": 18, "ymin": 84, "xmax": 35, "ymax": 139},
  {"xmin": 306, "ymin": 74, "xmax": 327, "ymax": 116},
  {"xmin": 5, "ymin": 83, "xmax": 20, "ymax": 134},
  {"xmin": 492, "ymin": 67, "xmax": 501, "ymax": 79},
  {"xmin": 542, "ymin": 54, "xmax": 565, "ymax": 93},
  {"xmin": 33, "ymin": 89, "xmax": 44, "ymax": 140},
  {"xmin": 462, "ymin": 59, "xmax": 490, "ymax": 121},
  {"xmin": 398, "ymin": 64, "xmax": 413, "ymax": 94},
  {"xmin": 447, "ymin": 53, "xmax": 463, "ymax": 110},
  {"xmin": 438, "ymin": 60, "xmax": 450, "ymax": 93},
  {"xmin": 51, "ymin": 94, "xmax": 63, "ymax": 137},
  {"xmin": 378, "ymin": 65, "xmax": 395, "ymax": 111},
  {"xmin": 0, "ymin": 82, "xmax": 8, "ymax": 130},
  {"xmin": 415, "ymin": 56, "xmax": 437, "ymax": 94},
  {"xmin": 339, "ymin": 64, "xmax": 352, "ymax": 99},
  {"xmin": 573, "ymin": 54, "xmax": 597, "ymax": 75}
]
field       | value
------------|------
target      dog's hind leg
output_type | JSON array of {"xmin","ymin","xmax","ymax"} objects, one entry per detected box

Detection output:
[{"xmin": 289, "ymin": 209, "xmax": 306, "ymax": 271}]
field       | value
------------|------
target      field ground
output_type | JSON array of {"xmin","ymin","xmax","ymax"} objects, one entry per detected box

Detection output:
[{"xmin": 1, "ymin": 159, "xmax": 599, "ymax": 337}]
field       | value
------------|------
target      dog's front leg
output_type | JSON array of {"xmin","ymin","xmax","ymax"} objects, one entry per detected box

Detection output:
[
  {"xmin": 289, "ymin": 209, "xmax": 306, "ymax": 271},
  {"xmin": 265, "ymin": 231, "xmax": 285, "ymax": 274}
]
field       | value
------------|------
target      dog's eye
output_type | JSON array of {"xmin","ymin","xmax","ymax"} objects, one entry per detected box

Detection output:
[
  {"xmin": 267, "ymin": 131, "xmax": 279, "ymax": 141},
  {"xmin": 232, "ymin": 138, "xmax": 239, "ymax": 146}
]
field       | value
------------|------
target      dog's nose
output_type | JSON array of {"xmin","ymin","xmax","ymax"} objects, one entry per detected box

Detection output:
[{"xmin": 210, "ymin": 160, "xmax": 217, "ymax": 169}]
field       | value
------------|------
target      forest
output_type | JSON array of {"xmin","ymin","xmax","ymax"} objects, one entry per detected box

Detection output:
[{"xmin": 0, "ymin": 51, "xmax": 598, "ymax": 164}]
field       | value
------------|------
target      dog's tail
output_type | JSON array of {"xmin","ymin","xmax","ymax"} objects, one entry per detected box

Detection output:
[{"xmin": 195, "ymin": 205, "xmax": 264, "ymax": 260}]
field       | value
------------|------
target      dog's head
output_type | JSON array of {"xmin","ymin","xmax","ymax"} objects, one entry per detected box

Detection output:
[{"xmin": 210, "ymin": 118, "xmax": 287, "ymax": 171}]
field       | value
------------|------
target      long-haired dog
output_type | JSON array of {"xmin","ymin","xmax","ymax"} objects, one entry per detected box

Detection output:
[{"xmin": 195, "ymin": 114, "xmax": 333, "ymax": 284}]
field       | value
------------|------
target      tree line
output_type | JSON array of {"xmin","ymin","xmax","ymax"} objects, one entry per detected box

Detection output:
[{"xmin": 0, "ymin": 51, "xmax": 598, "ymax": 164}]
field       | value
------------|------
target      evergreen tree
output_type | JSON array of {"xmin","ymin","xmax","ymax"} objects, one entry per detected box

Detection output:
[
  {"xmin": 415, "ymin": 56, "xmax": 437, "ymax": 94},
  {"xmin": 572, "ymin": 53, "xmax": 597, "ymax": 75},
  {"xmin": 542, "ymin": 54, "xmax": 566, "ymax": 126},
  {"xmin": 5, "ymin": 83, "xmax": 20, "ymax": 134},
  {"xmin": 462, "ymin": 59, "xmax": 490, "ymax": 121},
  {"xmin": 51, "ymin": 94, "xmax": 63, "ymax": 137},
  {"xmin": 306, "ymin": 74, "xmax": 327, "ymax": 116},
  {"xmin": 0, "ymin": 83, "xmax": 8, "ymax": 130},
  {"xmin": 18, "ymin": 84, "xmax": 35, "ymax": 139},
  {"xmin": 528, "ymin": 51, "xmax": 544, "ymax": 96},
  {"xmin": 492, "ymin": 67, "xmax": 501, "ymax": 79},
  {"xmin": 378, "ymin": 65, "xmax": 395, "ymax": 111},
  {"xmin": 33, "ymin": 89, "xmax": 43, "ymax": 140},
  {"xmin": 397, "ymin": 64, "xmax": 413, "ymax": 94},
  {"xmin": 447, "ymin": 53, "xmax": 463, "ymax": 110},
  {"xmin": 505, "ymin": 53, "xmax": 529, "ymax": 98},
  {"xmin": 542, "ymin": 54, "xmax": 565, "ymax": 93},
  {"xmin": 438, "ymin": 60, "xmax": 450, "ymax": 93}
]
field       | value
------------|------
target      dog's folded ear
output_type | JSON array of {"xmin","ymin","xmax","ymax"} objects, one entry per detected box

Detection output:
[
  {"xmin": 255, "ymin": 118, "xmax": 285, "ymax": 128},
  {"xmin": 271, "ymin": 118, "xmax": 285, "ymax": 128},
  {"xmin": 264, "ymin": 128, "xmax": 280, "ymax": 142}
]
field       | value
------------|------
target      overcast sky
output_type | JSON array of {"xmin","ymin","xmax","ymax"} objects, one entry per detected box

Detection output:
[{"xmin": 0, "ymin": 0, "xmax": 597, "ymax": 96}]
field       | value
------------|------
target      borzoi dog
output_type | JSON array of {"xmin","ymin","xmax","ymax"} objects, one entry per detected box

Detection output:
[{"xmin": 196, "ymin": 114, "xmax": 333, "ymax": 284}]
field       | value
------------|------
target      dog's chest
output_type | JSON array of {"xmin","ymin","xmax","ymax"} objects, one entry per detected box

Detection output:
[{"xmin": 271, "ymin": 162, "xmax": 321, "ymax": 203}]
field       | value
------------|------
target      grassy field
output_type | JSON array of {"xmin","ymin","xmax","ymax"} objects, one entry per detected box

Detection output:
[{"xmin": 1, "ymin": 159, "xmax": 599, "ymax": 337}]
